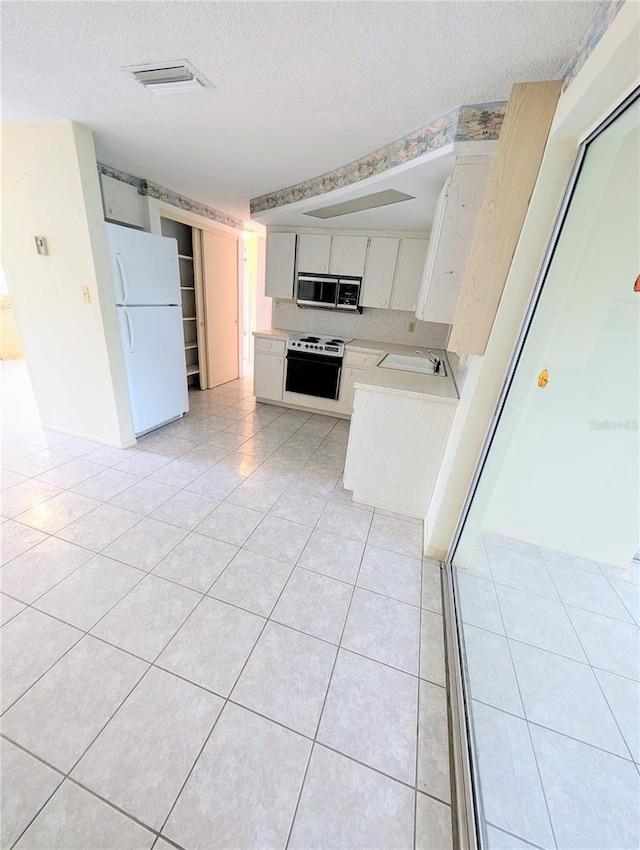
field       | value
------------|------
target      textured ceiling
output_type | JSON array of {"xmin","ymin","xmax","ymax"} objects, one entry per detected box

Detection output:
[{"xmin": 1, "ymin": 1, "xmax": 600, "ymax": 219}]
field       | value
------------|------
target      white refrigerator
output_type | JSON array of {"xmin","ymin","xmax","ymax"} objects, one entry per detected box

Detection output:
[{"xmin": 106, "ymin": 222, "xmax": 189, "ymax": 436}]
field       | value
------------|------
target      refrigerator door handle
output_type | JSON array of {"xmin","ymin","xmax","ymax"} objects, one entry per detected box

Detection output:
[
  {"xmin": 123, "ymin": 307, "xmax": 135, "ymax": 354},
  {"xmin": 115, "ymin": 252, "xmax": 128, "ymax": 304}
]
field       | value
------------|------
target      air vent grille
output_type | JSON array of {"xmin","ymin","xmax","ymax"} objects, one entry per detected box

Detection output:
[{"xmin": 123, "ymin": 61, "xmax": 208, "ymax": 95}]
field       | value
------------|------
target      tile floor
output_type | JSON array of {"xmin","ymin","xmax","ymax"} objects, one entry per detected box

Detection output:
[
  {"xmin": 0, "ymin": 360, "xmax": 452, "ymax": 850},
  {"xmin": 456, "ymin": 533, "xmax": 640, "ymax": 850}
]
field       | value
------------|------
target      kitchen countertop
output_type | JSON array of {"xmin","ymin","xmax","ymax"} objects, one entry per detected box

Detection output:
[
  {"xmin": 253, "ymin": 328, "xmax": 289, "ymax": 339},
  {"xmin": 349, "ymin": 341, "xmax": 458, "ymax": 404},
  {"xmin": 253, "ymin": 328, "xmax": 459, "ymax": 404}
]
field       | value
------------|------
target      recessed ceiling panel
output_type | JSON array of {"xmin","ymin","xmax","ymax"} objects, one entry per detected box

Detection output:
[{"xmin": 303, "ymin": 189, "xmax": 416, "ymax": 219}]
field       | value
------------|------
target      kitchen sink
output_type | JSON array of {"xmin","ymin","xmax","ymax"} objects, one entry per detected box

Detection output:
[{"xmin": 377, "ymin": 352, "xmax": 447, "ymax": 376}]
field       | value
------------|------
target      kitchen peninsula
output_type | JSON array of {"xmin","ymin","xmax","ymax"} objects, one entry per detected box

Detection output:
[{"xmin": 253, "ymin": 328, "xmax": 459, "ymax": 518}]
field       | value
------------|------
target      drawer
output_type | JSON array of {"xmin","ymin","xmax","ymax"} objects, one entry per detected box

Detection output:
[
  {"xmin": 255, "ymin": 336, "xmax": 286, "ymax": 355},
  {"xmin": 344, "ymin": 349, "xmax": 383, "ymax": 368}
]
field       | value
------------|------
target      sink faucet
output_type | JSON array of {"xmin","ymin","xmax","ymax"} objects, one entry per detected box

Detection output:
[{"xmin": 416, "ymin": 349, "xmax": 443, "ymax": 374}]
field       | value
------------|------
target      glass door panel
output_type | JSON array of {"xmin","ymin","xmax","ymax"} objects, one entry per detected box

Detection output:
[{"xmin": 450, "ymin": 96, "xmax": 639, "ymax": 850}]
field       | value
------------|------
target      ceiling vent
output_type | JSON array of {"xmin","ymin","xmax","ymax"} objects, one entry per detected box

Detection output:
[
  {"xmin": 303, "ymin": 189, "xmax": 416, "ymax": 219},
  {"xmin": 123, "ymin": 60, "xmax": 209, "ymax": 95}
]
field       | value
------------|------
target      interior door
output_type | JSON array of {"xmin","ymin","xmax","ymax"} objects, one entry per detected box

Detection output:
[{"xmin": 201, "ymin": 228, "xmax": 239, "ymax": 388}]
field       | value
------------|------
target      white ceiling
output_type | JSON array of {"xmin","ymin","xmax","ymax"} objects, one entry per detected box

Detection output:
[
  {"xmin": 252, "ymin": 147, "xmax": 458, "ymax": 232},
  {"xmin": 2, "ymin": 1, "xmax": 600, "ymax": 220}
]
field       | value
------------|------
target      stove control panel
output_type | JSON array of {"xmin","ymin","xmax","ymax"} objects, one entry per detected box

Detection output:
[{"xmin": 286, "ymin": 334, "xmax": 354, "ymax": 358}]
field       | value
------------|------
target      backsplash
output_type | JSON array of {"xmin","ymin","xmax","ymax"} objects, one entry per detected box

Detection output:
[{"xmin": 272, "ymin": 302, "xmax": 450, "ymax": 348}]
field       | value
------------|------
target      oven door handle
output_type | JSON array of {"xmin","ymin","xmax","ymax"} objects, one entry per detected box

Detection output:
[{"xmin": 286, "ymin": 351, "xmax": 343, "ymax": 365}]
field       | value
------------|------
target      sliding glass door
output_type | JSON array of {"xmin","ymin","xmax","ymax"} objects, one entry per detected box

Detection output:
[{"xmin": 449, "ymin": 93, "xmax": 639, "ymax": 849}]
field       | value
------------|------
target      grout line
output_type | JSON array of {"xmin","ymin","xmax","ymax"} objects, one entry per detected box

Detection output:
[
  {"xmin": 484, "ymin": 820, "xmax": 547, "ymax": 850},
  {"xmin": 488, "ymin": 552, "xmax": 560, "ymax": 850},
  {"xmin": 459, "ymin": 616, "xmax": 640, "ymax": 683},
  {"xmin": 413, "ymin": 550, "xmax": 426, "ymax": 850},
  {"xmin": 283, "ymin": 524, "xmax": 368, "ymax": 850},
  {"xmin": 3, "ymin": 377, "xmax": 447, "ymax": 846},
  {"xmin": 153, "ymin": 537, "xmax": 298, "ymax": 842},
  {"xmin": 466, "ymin": 696, "xmax": 640, "ymax": 765}
]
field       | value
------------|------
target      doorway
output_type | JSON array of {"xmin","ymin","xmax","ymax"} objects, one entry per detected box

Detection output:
[
  {"xmin": 449, "ymin": 93, "xmax": 639, "ymax": 848},
  {"xmin": 160, "ymin": 216, "xmax": 240, "ymax": 390}
]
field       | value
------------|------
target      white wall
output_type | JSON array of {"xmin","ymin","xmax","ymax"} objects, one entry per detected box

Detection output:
[
  {"xmin": 1, "ymin": 121, "xmax": 134, "ymax": 446},
  {"xmin": 425, "ymin": 3, "xmax": 640, "ymax": 561},
  {"xmin": 255, "ymin": 235, "xmax": 272, "ymax": 333}
]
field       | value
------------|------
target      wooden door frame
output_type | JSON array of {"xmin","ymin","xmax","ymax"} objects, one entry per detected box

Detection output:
[
  {"xmin": 200, "ymin": 226, "xmax": 241, "ymax": 388},
  {"xmin": 154, "ymin": 204, "xmax": 243, "ymax": 388}
]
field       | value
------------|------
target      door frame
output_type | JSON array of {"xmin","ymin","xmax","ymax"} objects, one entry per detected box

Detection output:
[
  {"xmin": 444, "ymin": 85, "xmax": 640, "ymax": 850},
  {"xmin": 200, "ymin": 226, "xmax": 241, "ymax": 388},
  {"xmin": 152, "ymin": 203, "xmax": 244, "ymax": 388}
]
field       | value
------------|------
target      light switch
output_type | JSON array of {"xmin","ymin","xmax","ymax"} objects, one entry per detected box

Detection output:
[
  {"xmin": 34, "ymin": 236, "xmax": 48, "ymax": 256},
  {"xmin": 81, "ymin": 287, "xmax": 91, "ymax": 303}
]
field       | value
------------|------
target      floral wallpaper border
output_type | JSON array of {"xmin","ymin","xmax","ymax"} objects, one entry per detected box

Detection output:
[
  {"xmin": 100, "ymin": 3, "xmax": 623, "ymax": 226},
  {"xmin": 97, "ymin": 163, "xmax": 244, "ymax": 230},
  {"xmin": 561, "ymin": 0, "xmax": 625, "ymax": 91},
  {"xmin": 249, "ymin": 101, "xmax": 507, "ymax": 215},
  {"xmin": 251, "ymin": 1, "xmax": 626, "ymax": 217}
]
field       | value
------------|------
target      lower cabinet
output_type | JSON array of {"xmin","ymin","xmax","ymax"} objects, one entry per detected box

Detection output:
[
  {"xmin": 337, "ymin": 349, "xmax": 382, "ymax": 415},
  {"xmin": 344, "ymin": 386, "xmax": 456, "ymax": 518},
  {"xmin": 338, "ymin": 366, "xmax": 366, "ymax": 415},
  {"xmin": 254, "ymin": 347, "xmax": 285, "ymax": 402}
]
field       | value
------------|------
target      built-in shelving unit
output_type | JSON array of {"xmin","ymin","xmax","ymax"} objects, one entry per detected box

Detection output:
[{"xmin": 161, "ymin": 217, "xmax": 201, "ymax": 386}]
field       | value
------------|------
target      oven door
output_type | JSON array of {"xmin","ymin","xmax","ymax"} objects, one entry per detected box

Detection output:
[
  {"xmin": 297, "ymin": 275, "xmax": 338, "ymax": 309},
  {"xmin": 285, "ymin": 350, "xmax": 342, "ymax": 400}
]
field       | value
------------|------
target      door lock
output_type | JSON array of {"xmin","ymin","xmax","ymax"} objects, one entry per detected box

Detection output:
[{"xmin": 537, "ymin": 369, "xmax": 549, "ymax": 388}]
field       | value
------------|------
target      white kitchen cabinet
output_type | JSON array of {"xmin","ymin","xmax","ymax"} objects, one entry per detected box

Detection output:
[
  {"xmin": 390, "ymin": 238, "xmax": 429, "ymax": 312},
  {"xmin": 338, "ymin": 348, "xmax": 383, "ymax": 414},
  {"xmin": 297, "ymin": 234, "xmax": 332, "ymax": 273},
  {"xmin": 344, "ymin": 386, "xmax": 456, "ymax": 518},
  {"xmin": 415, "ymin": 157, "xmax": 493, "ymax": 324},
  {"xmin": 265, "ymin": 232, "xmax": 296, "ymax": 299},
  {"xmin": 361, "ymin": 237, "xmax": 400, "ymax": 308},
  {"xmin": 338, "ymin": 366, "xmax": 366, "ymax": 415},
  {"xmin": 329, "ymin": 235, "xmax": 368, "ymax": 277},
  {"xmin": 254, "ymin": 337, "xmax": 286, "ymax": 401},
  {"xmin": 100, "ymin": 174, "xmax": 144, "ymax": 228}
]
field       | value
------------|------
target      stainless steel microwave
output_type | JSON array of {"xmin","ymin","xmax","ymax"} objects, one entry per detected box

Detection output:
[{"xmin": 296, "ymin": 274, "xmax": 363, "ymax": 312}]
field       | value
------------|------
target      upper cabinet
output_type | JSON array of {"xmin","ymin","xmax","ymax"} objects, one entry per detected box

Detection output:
[
  {"xmin": 361, "ymin": 237, "xmax": 400, "ymax": 308},
  {"xmin": 100, "ymin": 174, "xmax": 145, "ymax": 229},
  {"xmin": 415, "ymin": 157, "xmax": 493, "ymax": 324},
  {"xmin": 265, "ymin": 232, "xmax": 297, "ymax": 298},
  {"xmin": 329, "ymin": 235, "xmax": 368, "ymax": 277},
  {"xmin": 297, "ymin": 233, "xmax": 332, "ymax": 273},
  {"xmin": 264, "ymin": 230, "xmax": 429, "ymax": 312},
  {"xmin": 390, "ymin": 238, "xmax": 428, "ymax": 312}
]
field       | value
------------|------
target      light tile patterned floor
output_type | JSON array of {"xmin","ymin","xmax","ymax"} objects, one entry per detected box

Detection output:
[
  {"xmin": 457, "ymin": 533, "xmax": 640, "ymax": 850},
  {"xmin": 0, "ymin": 360, "xmax": 452, "ymax": 850}
]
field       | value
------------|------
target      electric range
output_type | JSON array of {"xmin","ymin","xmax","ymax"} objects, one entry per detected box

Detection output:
[{"xmin": 286, "ymin": 333, "xmax": 354, "ymax": 358}]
